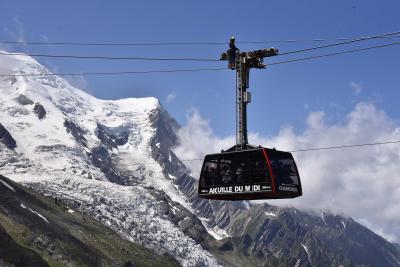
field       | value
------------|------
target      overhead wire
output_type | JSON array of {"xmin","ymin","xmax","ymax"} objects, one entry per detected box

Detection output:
[
  {"xmin": 0, "ymin": 67, "xmax": 228, "ymax": 77},
  {"xmin": 0, "ymin": 40, "xmax": 399, "ymax": 77},
  {"xmin": 268, "ymin": 41, "xmax": 400, "ymax": 66},
  {"xmin": 0, "ymin": 51, "xmax": 220, "ymax": 62},
  {"xmin": 0, "ymin": 32, "xmax": 399, "ymax": 46},
  {"xmin": 128, "ymin": 139, "xmax": 400, "ymax": 165},
  {"xmin": 1, "ymin": 31, "xmax": 399, "ymax": 62},
  {"xmin": 277, "ymin": 30, "xmax": 400, "ymax": 56},
  {"xmin": 237, "ymin": 35, "xmax": 400, "ymax": 44},
  {"xmin": 288, "ymin": 140, "xmax": 400, "ymax": 153}
]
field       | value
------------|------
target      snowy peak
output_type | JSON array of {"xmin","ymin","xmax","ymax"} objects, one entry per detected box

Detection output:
[
  {"xmin": 0, "ymin": 52, "xmax": 165, "ymax": 180},
  {"xmin": 0, "ymin": 51, "xmax": 88, "ymax": 113},
  {"xmin": 0, "ymin": 50, "xmax": 160, "ymax": 118},
  {"xmin": 0, "ymin": 52, "xmax": 192, "ymax": 213}
]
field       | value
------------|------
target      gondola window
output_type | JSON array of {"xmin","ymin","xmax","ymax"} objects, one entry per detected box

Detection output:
[
  {"xmin": 219, "ymin": 158, "xmax": 233, "ymax": 185},
  {"xmin": 201, "ymin": 159, "xmax": 218, "ymax": 187},
  {"xmin": 270, "ymin": 158, "xmax": 299, "ymax": 186},
  {"xmin": 250, "ymin": 152, "xmax": 271, "ymax": 183}
]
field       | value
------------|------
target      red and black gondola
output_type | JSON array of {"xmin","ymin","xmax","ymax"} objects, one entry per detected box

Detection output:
[{"xmin": 198, "ymin": 146, "xmax": 302, "ymax": 200}]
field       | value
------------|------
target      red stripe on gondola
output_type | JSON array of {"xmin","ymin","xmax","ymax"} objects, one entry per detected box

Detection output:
[{"xmin": 262, "ymin": 149, "xmax": 276, "ymax": 194}]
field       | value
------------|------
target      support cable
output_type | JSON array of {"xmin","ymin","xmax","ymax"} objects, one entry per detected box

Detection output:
[
  {"xmin": 0, "ymin": 31, "xmax": 399, "ymax": 62},
  {"xmin": 269, "ymin": 42, "xmax": 400, "ymax": 66},
  {"xmin": 0, "ymin": 51, "xmax": 220, "ymax": 62},
  {"xmin": 0, "ymin": 67, "xmax": 228, "ymax": 77},
  {"xmin": 0, "ymin": 32, "xmax": 398, "ymax": 46},
  {"xmin": 0, "ymin": 140, "xmax": 399, "ymax": 170},
  {"xmin": 0, "ymin": 41, "xmax": 398, "ymax": 77},
  {"xmin": 278, "ymin": 30, "xmax": 400, "ymax": 56}
]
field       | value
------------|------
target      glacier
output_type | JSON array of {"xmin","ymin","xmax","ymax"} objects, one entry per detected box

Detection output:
[{"xmin": 0, "ymin": 51, "xmax": 221, "ymax": 266}]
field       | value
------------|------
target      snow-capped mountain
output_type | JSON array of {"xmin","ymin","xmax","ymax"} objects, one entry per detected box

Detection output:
[
  {"xmin": 0, "ymin": 52, "xmax": 220, "ymax": 266},
  {"xmin": 1, "ymin": 51, "xmax": 400, "ymax": 266}
]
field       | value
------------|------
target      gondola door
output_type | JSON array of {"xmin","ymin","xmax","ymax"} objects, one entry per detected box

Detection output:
[
  {"xmin": 265, "ymin": 149, "xmax": 302, "ymax": 198},
  {"xmin": 247, "ymin": 149, "xmax": 275, "ymax": 195}
]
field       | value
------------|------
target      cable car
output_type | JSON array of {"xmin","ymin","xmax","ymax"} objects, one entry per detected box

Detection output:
[
  {"xmin": 198, "ymin": 38, "xmax": 302, "ymax": 200},
  {"xmin": 198, "ymin": 146, "xmax": 302, "ymax": 200}
]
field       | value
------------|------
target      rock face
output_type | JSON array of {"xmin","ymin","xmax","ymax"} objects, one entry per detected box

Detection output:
[
  {"xmin": 33, "ymin": 102, "xmax": 46, "ymax": 119},
  {"xmin": 89, "ymin": 145, "xmax": 126, "ymax": 185},
  {"xmin": 210, "ymin": 206, "xmax": 400, "ymax": 267},
  {"xmin": 63, "ymin": 119, "xmax": 88, "ymax": 147},
  {"xmin": 95, "ymin": 122, "xmax": 130, "ymax": 148},
  {"xmin": 0, "ymin": 123, "xmax": 17, "ymax": 149},
  {"xmin": 1, "ymin": 51, "xmax": 400, "ymax": 267},
  {"xmin": 16, "ymin": 94, "xmax": 34, "ymax": 105}
]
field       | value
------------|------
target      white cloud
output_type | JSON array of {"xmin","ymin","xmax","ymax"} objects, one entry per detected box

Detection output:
[
  {"xmin": 165, "ymin": 92, "xmax": 176, "ymax": 104},
  {"xmin": 173, "ymin": 109, "xmax": 235, "ymax": 176},
  {"xmin": 1, "ymin": 16, "xmax": 26, "ymax": 51},
  {"xmin": 43, "ymin": 61, "xmax": 92, "ymax": 94},
  {"xmin": 350, "ymin": 81, "xmax": 363, "ymax": 95},
  {"xmin": 173, "ymin": 103, "xmax": 400, "ymax": 243},
  {"xmin": 64, "ymin": 74, "xmax": 91, "ymax": 93},
  {"xmin": 12, "ymin": 16, "xmax": 25, "ymax": 43},
  {"xmin": 39, "ymin": 34, "xmax": 49, "ymax": 42}
]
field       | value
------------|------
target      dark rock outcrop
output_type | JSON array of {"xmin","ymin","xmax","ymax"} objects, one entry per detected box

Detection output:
[
  {"xmin": 89, "ymin": 145, "xmax": 126, "ymax": 185},
  {"xmin": 63, "ymin": 119, "xmax": 88, "ymax": 147},
  {"xmin": 64, "ymin": 119, "xmax": 128, "ymax": 184},
  {"xmin": 0, "ymin": 123, "xmax": 17, "ymax": 149},
  {"xmin": 148, "ymin": 105, "xmax": 186, "ymax": 179},
  {"xmin": 16, "ymin": 94, "xmax": 34, "ymax": 105},
  {"xmin": 33, "ymin": 102, "xmax": 46, "ymax": 119},
  {"xmin": 95, "ymin": 122, "xmax": 129, "ymax": 148}
]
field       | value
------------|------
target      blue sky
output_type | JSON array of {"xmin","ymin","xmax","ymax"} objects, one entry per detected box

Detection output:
[{"xmin": 0, "ymin": 0, "xmax": 399, "ymax": 138}]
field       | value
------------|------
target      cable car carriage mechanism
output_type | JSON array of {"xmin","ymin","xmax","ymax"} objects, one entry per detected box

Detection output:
[{"xmin": 198, "ymin": 37, "xmax": 302, "ymax": 200}]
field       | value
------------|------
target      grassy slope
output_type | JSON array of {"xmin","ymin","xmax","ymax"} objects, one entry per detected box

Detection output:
[{"xmin": 0, "ymin": 174, "xmax": 180, "ymax": 267}]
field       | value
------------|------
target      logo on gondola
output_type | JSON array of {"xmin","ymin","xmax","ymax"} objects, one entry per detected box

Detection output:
[
  {"xmin": 279, "ymin": 185, "xmax": 298, "ymax": 192},
  {"xmin": 207, "ymin": 184, "xmax": 271, "ymax": 194}
]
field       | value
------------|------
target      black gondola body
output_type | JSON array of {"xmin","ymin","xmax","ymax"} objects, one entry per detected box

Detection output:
[{"xmin": 198, "ymin": 147, "xmax": 302, "ymax": 200}]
